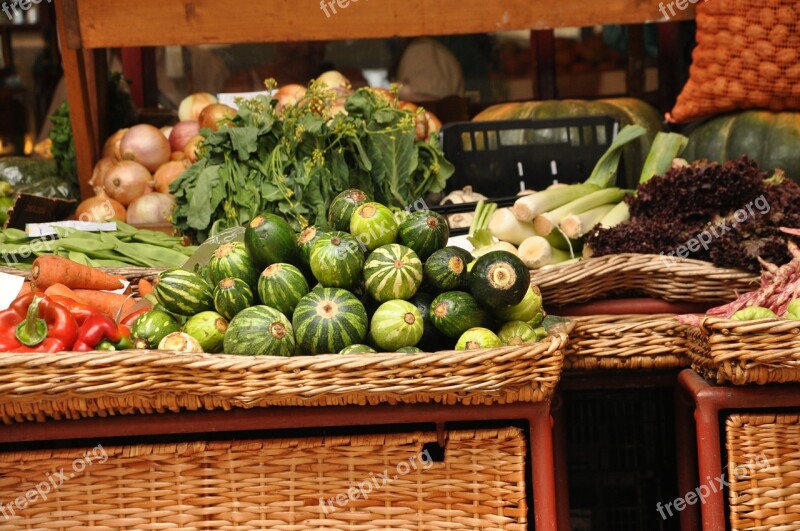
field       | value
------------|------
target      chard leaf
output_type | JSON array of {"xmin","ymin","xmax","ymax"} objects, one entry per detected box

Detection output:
[
  {"xmin": 369, "ymin": 129, "xmax": 417, "ymax": 206},
  {"xmin": 228, "ymin": 126, "xmax": 260, "ymax": 160},
  {"xmin": 187, "ymin": 165, "xmax": 222, "ymax": 230}
]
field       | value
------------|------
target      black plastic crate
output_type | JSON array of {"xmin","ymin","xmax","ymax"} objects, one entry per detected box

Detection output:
[{"xmin": 440, "ymin": 115, "xmax": 620, "ymax": 197}]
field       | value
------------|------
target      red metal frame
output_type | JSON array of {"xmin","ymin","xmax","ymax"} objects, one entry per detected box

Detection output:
[
  {"xmin": 0, "ymin": 400, "xmax": 557, "ymax": 531},
  {"xmin": 676, "ymin": 369, "xmax": 800, "ymax": 530}
]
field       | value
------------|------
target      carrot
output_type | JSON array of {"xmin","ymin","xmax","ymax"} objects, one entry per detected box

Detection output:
[
  {"xmin": 113, "ymin": 275, "xmax": 133, "ymax": 295},
  {"xmin": 44, "ymin": 283, "xmax": 80, "ymax": 300},
  {"xmin": 31, "ymin": 256, "xmax": 125, "ymax": 291},
  {"xmin": 71, "ymin": 290, "xmax": 137, "ymax": 319},
  {"xmin": 138, "ymin": 278, "xmax": 154, "ymax": 297},
  {"xmin": 16, "ymin": 282, "xmax": 32, "ymax": 298}
]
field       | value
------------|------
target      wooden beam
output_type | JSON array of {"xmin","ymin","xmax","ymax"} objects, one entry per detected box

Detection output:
[{"xmin": 74, "ymin": 0, "xmax": 695, "ymax": 49}]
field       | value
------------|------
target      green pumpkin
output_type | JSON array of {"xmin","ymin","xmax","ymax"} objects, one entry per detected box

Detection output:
[{"xmin": 684, "ymin": 111, "xmax": 800, "ymax": 182}]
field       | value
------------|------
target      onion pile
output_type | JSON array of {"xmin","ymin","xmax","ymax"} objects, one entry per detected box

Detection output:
[{"xmin": 120, "ymin": 124, "xmax": 171, "ymax": 172}]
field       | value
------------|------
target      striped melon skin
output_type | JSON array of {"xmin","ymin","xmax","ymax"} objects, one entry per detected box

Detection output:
[
  {"xmin": 224, "ymin": 306, "xmax": 296, "ymax": 357},
  {"xmin": 297, "ymin": 225, "xmax": 331, "ymax": 272},
  {"xmin": 154, "ymin": 268, "xmax": 215, "ymax": 316},
  {"xmin": 424, "ymin": 247, "xmax": 467, "ymax": 291},
  {"xmin": 209, "ymin": 242, "xmax": 260, "ymax": 290},
  {"xmin": 363, "ymin": 244, "xmax": 423, "ymax": 302},
  {"xmin": 397, "ymin": 210, "xmax": 449, "ymax": 261},
  {"xmin": 213, "ymin": 277, "xmax": 255, "ymax": 321},
  {"xmin": 292, "ymin": 288, "xmax": 368, "ymax": 355},
  {"xmin": 310, "ymin": 231, "xmax": 365, "ymax": 290},
  {"xmin": 370, "ymin": 300, "xmax": 424, "ymax": 352},
  {"xmin": 257, "ymin": 263, "xmax": 309, "ymax": 316},
  {"xmin": 328, "ymin": 189, "xmax": 371, "ymax": 232}
]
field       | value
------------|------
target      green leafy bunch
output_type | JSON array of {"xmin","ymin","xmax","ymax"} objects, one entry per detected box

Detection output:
[{"xmin": 170, "ymin": 83, "xmax": 454, "ymax": 242}]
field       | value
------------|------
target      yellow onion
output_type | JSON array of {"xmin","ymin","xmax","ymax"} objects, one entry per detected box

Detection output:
[
  {"xmin": 89, "ymin": 157, "xmax": 115, "ymax": 189},
  {"xmin": 126, "ymin": 192, "xmax": 175, "ymax": 225},
  {"xmin": 198, "ymin": 103, "xmax": 235, "ymax": 132},
  {"xmin": 120, "ymin": 124, "xmax": 172, "ymax": 172},
  {"xmin": 184, "ymin": 135, "xmax": 204, "ymax": 163},
  {"xmin": 103, "ymin": 160, "xmax": 153, "ymax": 206},
  {"xmin": 75, "ymin": 188, "xmax": 126, "ymax": 222},
  {"xmin": 169, "ymin": 120, "xmax": 200, "ymax": 151},
  {"xmin": 102, "ymin": 129, "xmax": 127, "ymax": 160},
  {"xmin": 178, "ymin": 92, "xmax": 218, "ymax": 122},
  {"xmin": 153, "ymin": 160, "xmax": 189, "ymax": 194}
]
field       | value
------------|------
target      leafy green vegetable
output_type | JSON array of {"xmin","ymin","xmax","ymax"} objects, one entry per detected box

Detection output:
[{"xmin": 171, "ymin": 85, "xmax": 453, "ymax": 240}]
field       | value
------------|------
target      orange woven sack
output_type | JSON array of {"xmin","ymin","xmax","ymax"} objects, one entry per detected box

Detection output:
[{"xmin": 668, "ymin": 0, "xmax": 800, "ymax": 123}]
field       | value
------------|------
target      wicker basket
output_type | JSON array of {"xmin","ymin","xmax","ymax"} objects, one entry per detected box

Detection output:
[
  {"xmin": 726, "ymin": 414, "xmax": 800, "ymax": 531},
  {"xmin": 0, "ymin": 427, "xmax": 527, "ymax": 530},
  {"xmin": 565, "ymin": 314, "xmax": 689, "ymax": 370},
  {"xmin": 531, "ymin": 253, "xmax": 757, "ymax": 306},
  {"xmin": 0, "ymin": 332, "xmax": 567, "ymax": 423},
  {"xmin": 686, "ymin": 318, "xmax": 800, "ymax": 385}
]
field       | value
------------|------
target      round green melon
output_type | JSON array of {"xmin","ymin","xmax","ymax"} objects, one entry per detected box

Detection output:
[
  {"xmin": 370, "ymin": 300, "xmax": 424, "ymax": 351},
  {"xmin": 339, "ymin": 344, "xmax": 377, "ymax": 355},
  {"xmin": 244, "ymin": 213, "xmax": 299, "ymax": 269},
  {"xmin": 154, "ymin": 268, "xmax": 215, "ymax": 316},
  {"xmin": 497, "ymin": 321, "xmax": 538, "ymax": 346},
  {"xmin": 363, "ymin": 244, "xmax": 423, "ymax": 302},
  {"xmin": 297, "ymin": 225, "xmax": 331, "ymax": 272},
  {"xmin": 209, "ymin": 242, "xmax": 259, "ymax": 289},
  {"xmin": 213, "ymin": 277, "xmax": 254, "ymax": 321},
  {"xmin": 309, "ymin": 231, "xmax": 365, "ymax": 290},
  {"xmin": 292, "ymin": 288, "xmax": 368, "ymax": 354},
  {"xmin": 455, "ymin": 327, "xmax": 503, "ymax": 351},
  {"xmin": 224, "ymin": 306, "xmax": 295, "ymax": 356},
  {"xmin": 350, "ymin": 202, "xmax": 398, "ymax": 252},
  {"xmin": 257, "ymin": 263, "xmax": 309, "ymax": 316},
  {"xmin": 424, "ymin": 247, "xmax": 467, "ymax": 291},
  {"xmin": 328, "ymin": 189, "xmax": 371, "ymax": 231},
  {"xmin": 183, "ymin": 311, "xmax": 228, "ymax": 353},
  {"xmin": 429, "ymin": 291, "xmax": 487, "ymax": 339},
  {"xmin": 397, "ymin": 210, "xmax": 449, "ymax": 261},
  {"xmin": 396, "ymin": 346, "xmax": 424, "ymax": 354}
]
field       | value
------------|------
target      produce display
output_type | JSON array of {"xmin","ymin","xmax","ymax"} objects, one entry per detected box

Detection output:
[
  {"xmin": 139, "ymin": 192, "xmax": 549, "ymax": 356},
  {"xmin": 170, "ymin": 74, "xmax": 453, "ymax": 241}
]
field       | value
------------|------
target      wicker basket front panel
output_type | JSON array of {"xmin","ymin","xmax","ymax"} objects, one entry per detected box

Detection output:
[
  {"xmin": 0, "ymin": 333, "xmax": 566, "ymax": 424},
  {"xmin": 687, "ymin": 319, "xmax": 800, "ymax": 385},
  {"xmin": 726, "ymin": 414, "xmax": 800, "ymax": 531},
  {"xmin": 0, "ymin": 428, "xmax": 527, "ymax": 530},
  {"xmin": 531, "ymin": 254, "xmax": 756, "ymax": 306},
  {"xmin": 565, "ymin": 314, "xmax": 689, "ymax": 370}
]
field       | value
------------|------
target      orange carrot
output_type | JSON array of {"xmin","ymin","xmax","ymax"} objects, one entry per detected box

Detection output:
[
  {"xmin": 31, "ymin": 256, "xmax": 125, "ymax": 292},
  {"xmin": 138, "ymin": 278, "xmax": 153, "ymax": 297},
  {"xmin": 71, "ymin": 290, "xmax": 137, "ymax": 319},
  {"xmin": 44, "ymin": 283, "xmax": 80, "ymax": 300},
  {"xmin": 16, "ymin": 282, "xmax": 32, "ymax": 298}
]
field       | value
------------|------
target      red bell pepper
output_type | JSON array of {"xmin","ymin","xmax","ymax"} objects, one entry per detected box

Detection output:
[
  {"xmin": 0, "ymin": 294, "xmax": 79, "ymax": 353},
  {"xmin": 73, "ymin": 315, "xmax": 131, "ymax": 352},
  {"xmin": 46, "ymin": 295, "xmax": 105, "ymax": 325}
]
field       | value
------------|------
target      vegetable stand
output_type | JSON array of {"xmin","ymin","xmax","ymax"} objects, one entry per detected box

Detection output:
[{"xmin": 54, "ymin": 0, "xmax": 695, "ymax": 199}]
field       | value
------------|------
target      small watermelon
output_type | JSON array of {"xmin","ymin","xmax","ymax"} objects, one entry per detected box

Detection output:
[
  {"xmin": 455, "ymin": 327, "xmax": 503, "ymax": 351},
  {"xmin": 370, "ymin": 300, "xmax": 424, "ymax": 351},
  {"xmin": 398, "ymin": 210, "xmax": 449, "ymax": 261},
  {"xmin": 424, "ymin": 247, "xmax": 467, "ymax": 291},
  {"xmin": 292, "ymin": 288, "xmax": 368, "ymax": 354},
  {"xmin": 244, "ymin": 213, "xmax": 298, "ymax": 268},
  {"xmin": 339, "ymin": 344, "xmax": 377, "ymax": 355},
  {"xmin": 213, "ymin": 278, "xmax": 254, "ymax": 321},
  {"xmin": 257, "ymin": 263, "xmax": 309, "ymax": 316},
  {"xmin": 209, "ymin": 242, "xmax": 259, "ymax": 289},
  {"xmin": 350, "ymin": 202, "xmax": 398, "ymax": 252},
  {"xmin": 297, "ymin": 225, "xmax": 331, "ymax": 272},
  {"xmin": 328, "ymin": 189, "xmax": 371, "ymax": 232},
  {"xmin": 224, "ymin": 306, "xmax": 296, "ymax": 356},
  {"xmin": 363, "ymin": 244, "xmax": 423, "ymax": 302},
  {"xmin": 429, "ymin": 291, "xmax": 487, "ymax": 339},
  {"xmin": 310, "ymin": 231, "xmax": 365, "ymax": 290},
  {"xmin": 153, "ymin": 269, "xmax": 215, "ymax": 316}
]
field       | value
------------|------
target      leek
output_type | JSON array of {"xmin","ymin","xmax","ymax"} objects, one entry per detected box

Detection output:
[
  {"xmin": 467, "ymin": 200, "xmax": 498, "ymax": 251},
  {"xmin": 598, "ymin": 201, "xmax": 630, "ymax": 229},
  {"xmin": 489, "ymin": 208, "xmax": 538, "ymax": 245},
  {"xmin": 559, "ymin": 204, "xmax": 616, "ymax": 239},
  {"xmin": 518, "ymin": 236, "xmax": 572, "ymax": 269},
  {"xmin": 512, "ymin": 183, "xmax": 600, "ymax": 222},
  {"xmin": 639, "ymin": 132, "xmax": 689, "ymax": 184},
  {"xmin": 584, "ymin": 125, "xmax": 647, "ymax": 188},
  {"xmin": 533, "ymin": 188, "xmax": 627, "ymax": 236}
]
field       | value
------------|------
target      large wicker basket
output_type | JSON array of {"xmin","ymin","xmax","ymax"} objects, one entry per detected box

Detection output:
[
  {"xmin": 686, "ymin": 318, "xmax": 800, "ymax": 385},
  {"xmin": 531, "ymin": 254, "xmax": 757, "ymax": 306},
  {"xmin": 565, "ymin": 314, "xmax": 689, "ymax": 370},
  {"xmin": 0, "ymin": 427, "xmax": 528, "ymax": 530},
  {"xmin": 726, "ymin": 414, "xmax": 800, "ymax": 531},
  {"xmin": 0, "ymin": 332, "xmax": 567, "ymax": 423}
]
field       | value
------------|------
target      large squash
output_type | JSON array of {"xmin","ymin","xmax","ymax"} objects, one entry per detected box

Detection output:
[
  {"xmin": 473, "ymin": 98, "xmax": 664, "ymax": 188},
  {"xmin": 684, "ymin": 111, "xmax": 800, "ymax": 181}
]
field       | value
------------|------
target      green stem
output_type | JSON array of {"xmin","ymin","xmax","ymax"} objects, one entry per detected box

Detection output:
[{"xmin": 15, "ymin": 296, "xmax": 47, "ymax": 347}]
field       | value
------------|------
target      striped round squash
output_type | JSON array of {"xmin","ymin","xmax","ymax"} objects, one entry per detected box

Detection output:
[
  {"xmin": 370, "ymin": 300, "xmax": 424, "ymax": 351},
  {"xmin": 397, "ymin": 210, "xmax": 449, "ymax": 261},
  {"xmin": 153, "ymin": 268, "xmax": 215, "ymax": 316},
  {"xmin": 292, "ymin": 288, "xmax": 368, "ymax": 355},
  {"xmin": 363, "ymin": 244, "xmax": 423, "ymax": 302},
  {"xmin": 257, "ymin": 263, "xmax": 309, "ymax": 316},
  {"xmin": 213, "ymin": 277, "xmax": 254, "ymax": 321},
  {"xmin": 310, "ymin": 231, "xmax": 365, "ymax": 290},
  {"xmin": 209, "ymin": 242, "xmax": 259, "ymax": 290},
  {"xmin": 224, "ymin": 306, "xmax": 296, "ymax": 357}
]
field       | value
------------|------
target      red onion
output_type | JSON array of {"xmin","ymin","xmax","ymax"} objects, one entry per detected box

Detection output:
[
  {"xmin": 103, "ymin": 160, "xmax": 153, "ymax": 206},
  {"xmin": 169, "ymin": 120, "xmax": 200, "ymax": 152},
  {"xmin": 126, "ymin": 192, "xmax": 175, "ymax": 225},
  {"xmin": 179, "ymin": 92, "xmax": 217, "ymax": 122},
  {"xmin": 153, "ymin": 160, "xmax": 189, "ymax": 194},
  {"xmin": 75, "ymin": 189, "xmax": 126, "ymax": 222},
  {"xmin": 120, "ymin": 124, "xmax": 171, "ymax": 172}
]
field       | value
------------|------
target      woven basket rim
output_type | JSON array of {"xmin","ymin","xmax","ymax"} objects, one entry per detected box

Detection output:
[{"xmin": 695, "ymin": 317, "xmax": 800, "ymax": 335}]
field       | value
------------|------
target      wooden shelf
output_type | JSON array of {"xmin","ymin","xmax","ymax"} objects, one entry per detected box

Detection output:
[{"xmin": 57, "ymin": 0, "xmax": 694, "ymax": 199}]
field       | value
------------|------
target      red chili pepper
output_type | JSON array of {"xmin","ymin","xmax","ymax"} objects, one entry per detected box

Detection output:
[{"xmin": 0, "ymin": 294, "xmax": 79, "ymax": 353}]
